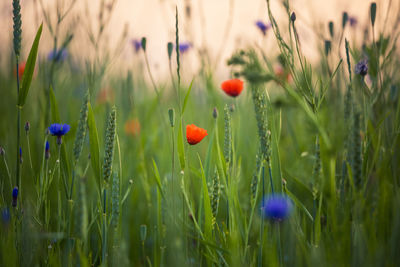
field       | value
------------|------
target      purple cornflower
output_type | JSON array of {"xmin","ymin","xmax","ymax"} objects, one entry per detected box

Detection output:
[
  {"xmin": 12, "ymin": 187, "xmax": 18, "ymax": 207},
  {"xmin": 45, "ymin": 141, "xmax": 50, "ymax": 159},
  {"xmin": 349, "ymin": 16, "xmax": 358, "ymax": 27},
  {"xmin": 355, "ymin": 59, "xmax": 368, "ymax": 77},
  {"xmin": 261, "ymin": 194, "xmax": 293, "ymax": 221},
  {"xmin": 255, "ymin": 20, "xmax": 271, "ymax": 35},
  {"xmin": 178, "ymin": 42, "xmax": 192, "ymax": 54},
  {"xmin": 131, "ymin": 39, "xmax": 142, "ymax": 53},
  {"xmin": 48, "ymin": 123, "xmax": 70, "ymax": 145},
  {"xmin": 48, "ymin": 49, "xmax": 68, "ymax": 62}
]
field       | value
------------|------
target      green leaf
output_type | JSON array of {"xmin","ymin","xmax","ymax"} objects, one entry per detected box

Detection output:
[
  {"xmin": 177, "ymin": 119, "xmax": 186, "ymax": 170},
  {"xmin": 152, "ymin": 159, "xmax": 165, "ymax": 199},
  {"xmin": 18, "ymin": 24, "xmax": 43, "ymax": 108},
  {"xmin": 87, "ymin": 103, "xmax": 101, "ymax": 187},
  {"xmin": 198, "ymin": 155, "xmax": 213, "ymax": 239},
  {"xmin": 182, "ymin": 79, "xmax": 194, "ymax": 115}
]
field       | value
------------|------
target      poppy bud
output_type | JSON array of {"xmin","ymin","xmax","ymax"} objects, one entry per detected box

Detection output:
[
  {"xmin": 328, "ymin": 21, "xmax": 334, "ymax": 38},
  {"xmin": 324, "ymin": 40, "xmax": 331, "ymax": 56},
  {"xmin": 342, "ymin": 12, "xmax": 348, "ymax": 29},
  {"xmin": 370, "ymin": 2, "xmax": 377, "ymax": 27},
  {"xmin": 167, "ymin": 42, "xmax": 173, "ymax": 60},
  {"xmin": 168, "ymin": 108, "xmax": 175, "ymax": 127},
  {"xmin": 290, "ymin": 12, "xmax": 296, "ymax": 22},
  {"xmin": 212, "ymin": 107, "xmax": 218, "ymax": 119},
  {"xmin": 141, "ymin": 37, "xmax": 147, "ymax": 52}
]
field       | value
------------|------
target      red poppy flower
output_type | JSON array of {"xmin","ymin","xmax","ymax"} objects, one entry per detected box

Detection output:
[
  {"xmin": 14, "ymin": 62, "xmax": 26, "ymax": 78},
  {"xmin": 186, "ymin": 124, "xmax": 208, "ymax": 145},
  {"xmin": 221, "ymin": 79, "xmax": 244, "ymax": 97}
]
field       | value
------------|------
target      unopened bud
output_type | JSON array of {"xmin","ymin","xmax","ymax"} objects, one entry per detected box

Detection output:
[
  {"xmin": 25, "ymin": 122, "xmax": 30, "ymax": 133},
  {"xmin": 212, "ymin": 107, "xmax": 218, "ymax": 119},
  {"xmin": 290, "ymin": 12, "xmax": 296, "ymax": 22}
]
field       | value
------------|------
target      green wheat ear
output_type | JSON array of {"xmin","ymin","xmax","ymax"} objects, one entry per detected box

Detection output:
[
  {"xmin": 73, "ymin": 91, "xmax": 89, "ymax": 164},
  {"xmin": 111, "ymin": 171, "xmax": 120, "ymax": 229},
  {"xmin": 103, "ymin": 106, "xmax": 117, "ymax": 183},
  {"xmin": 251, "ymin": 148, "xmax": 262, "ymax": 202},
  {"xmin": 223, "ymin": 104, "xmax": 232, "ymax": 165},
  {"xmin": 211, "ymin": 168, "xmax": 220, "ymax": 224},
  {"xmin": 13, "ymin": 0, "xmax": 22, "ymax": 58}
]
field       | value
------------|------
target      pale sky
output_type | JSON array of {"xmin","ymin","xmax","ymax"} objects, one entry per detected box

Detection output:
[{"xmin": 0, "ymin": 0, "xmax": 396, "ymax": 80}]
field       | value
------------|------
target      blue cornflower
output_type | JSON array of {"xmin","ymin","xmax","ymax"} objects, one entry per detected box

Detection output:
[
  {"xmin": 19, "ymin": 147, "xmax": 22, "ymax": 164},
  {"xmin": 131, "ymin": 39, "xmax": 142, "ymax": 53},
  {"xmin": 1, "ymin": 207, "xmax": 10, "ymax": 225},
  {"xmin": 48, "ymin": 49, "xmax": 68, "ymax": 62},
  {"xmin": 49, "ymin": 123, "xmax": 70, "ymax": 145},
  {"xmin": 349, "ymin": 16, "xmax": 358, "ymax": 27},
  {"xmin": 178, "ymin": 42, "xmax": 192, "ymax": 54},
  {"xmin": 45, "ymin": 141, "xmax": 50, "ymax": 159},
  {"xmin": 261, "ymin": 194, "xmax": 293, "ymax": 221},
  {"xmin": 12, "ymin": 186, "xmax": 18, "ymax": 207},
  {"xmin": 355, "ymin": 59, "xmax": 368, "ymax": 77},
  {"xmin": 255, "ymin": 20, "xmax": 271, "ymax": 35}
]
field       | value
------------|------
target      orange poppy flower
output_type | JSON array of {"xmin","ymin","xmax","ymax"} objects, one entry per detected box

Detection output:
[
  {"xmin": 221, "ymin": 79, "xmax": 244, "ymax": 97},
  {"xmin": 14, "ymin": 62, "xmax": 26, "ymax": 78},
  {"xmin": 186, "ymin": 124, "xmax": 207, "ymax": 145},
  {"xmin": 124, "ymin": 119, "xmax": 141, "ymax": 137},
  {"xmin": 97, "ymin": 86, "xmax": 115, "ymax": 104},
  {"xmin": 274, "ymin": 64, "xmax": 292, "ymax": 83}
]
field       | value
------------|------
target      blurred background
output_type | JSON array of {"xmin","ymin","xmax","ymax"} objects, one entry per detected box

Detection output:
[{"xmin": 0, "ymin": 0, "xmax": 396, "ymax": 81}]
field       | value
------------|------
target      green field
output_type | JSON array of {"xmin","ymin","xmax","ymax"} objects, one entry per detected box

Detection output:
[{"xmin": 1, "ymin": 0, "xmax": 399, "ymax": 266}]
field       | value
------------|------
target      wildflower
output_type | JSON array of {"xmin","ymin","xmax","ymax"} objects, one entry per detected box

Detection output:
[
  {"xmin": 97, "ymin": 87, "xmax": 115, "ymax": 104},
  {"xmin": 48, "ymin": 123, "xmax": 70, "ymax": 145},
  {"xmin": 25, "ymin": 121, "xmax": 30, "ymax": 133},
  {"xmin": 45, "ymin": 141, "xmax": 50, "ymax": 159},
  {"xmin": 178, "ymin": 42, "xmax": 192, "ymax": 54},
  {"xmin": 124, "ymin": 119, "xmax": 141, "ymax": 137},
  {"xmin": 349, "ymin": 16, "xmax": 358, "ymax": 27},
  {"xmin": 186, "ymin": 124, "xmax": 208, "ymax": 145},
  {"xmin": 355, "ymin": 59, "xmax": 368, "ymax": 77},
  {"xmin": 274, "ymin": 64, "xmax": 292, "ymax": 83},
  {"xmin": 47, "ymin": 49, "xmax": 68, "ymax": 62},
  {"xmin": 1, "ymin": 207, "xmax": 10, "ymax": 226},
  {"xmin": 19, "ymin": 147, "xmax": 22, "ymax": 164},
  {"xmin": 131, "ymin": 39, "xmax": 142, "ymax": 53},
  {"xmin": 14, "ymin": 61, "xmax": 26, "ymax": 78},
  {"xmin": 261, "ymin": 194, "xmax": 293, "ymax": 221},
  {"xmin": 221, "ymin": 79, "xmax": 244, "ymax": 97},
  {"xmin": 12, "ymin": 186, "xmax": 18, "ymax": 207},
  {"xmin": 0, "ymin": 146, "xmax": 4, "ymax": 156},
  {"xmin": 255, "ymin": 20, "xmax": 271, "ymax": 35}
]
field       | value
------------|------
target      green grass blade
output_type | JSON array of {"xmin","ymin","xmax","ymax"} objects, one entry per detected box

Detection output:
[
  {"xmin": 182, "ymin": 79, "xmax": 194, "ymax": 115},
  {"xmin": 87, "ymin": 103, "xmax": 101, "ymax": 187},
  {"xmin": 177, "ymin": 119, "xmax": 186, "ymax": 170},
  {"xmin": 18, "ymin": 23, "xmax": 43, "ymax": 107},
  {"xmin": 198, "ymin": 154, "xmax": 213, "ymax": 239},
  {"xmin": 152, "ymin": 159, "xmax": 165, "ymax": 199}
]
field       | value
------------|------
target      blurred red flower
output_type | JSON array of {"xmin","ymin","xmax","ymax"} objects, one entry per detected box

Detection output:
[
  {"xmin": 186, "ymin": 124, "xmax": 207, "ymax": 145},
  {"xmin": 221, "ymin": 79, "xmax": 244, "ymax": 97}
]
